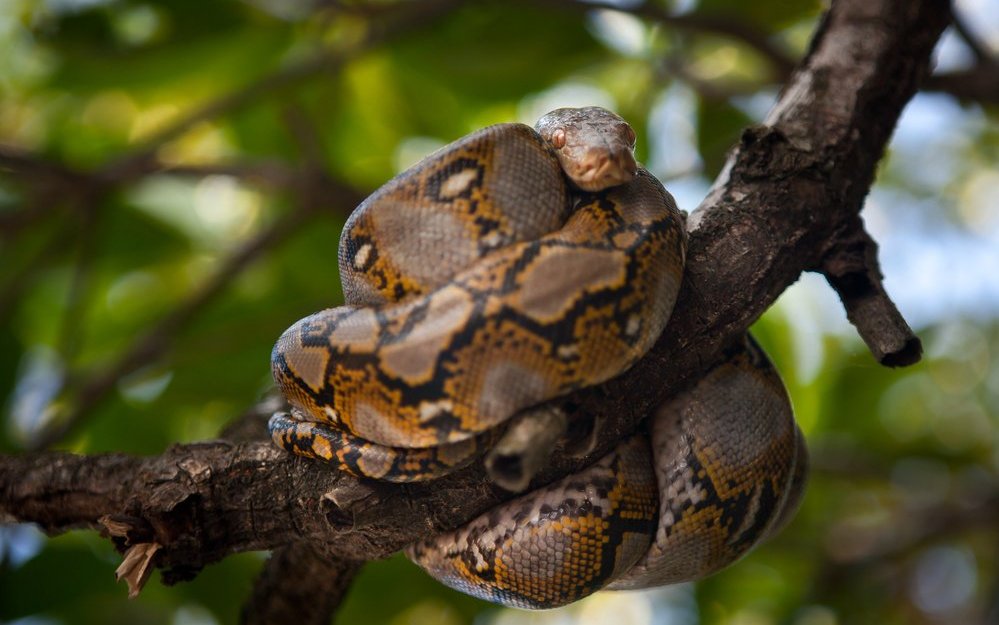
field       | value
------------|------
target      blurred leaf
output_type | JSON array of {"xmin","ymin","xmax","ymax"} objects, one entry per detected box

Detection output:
[
  {"xmin": 336, "ymin": 555, "xmax": 488, "ymax": 625},
  {"xmin": 696, "ymin": 97, "xmax": 752, "ymax": 177},
  {"xmin": 693, "ymin": 0, "xmax": 823, "ymax": 31}
]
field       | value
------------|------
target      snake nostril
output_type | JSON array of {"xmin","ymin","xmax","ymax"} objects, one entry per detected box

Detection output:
[{"xmin": 583, "ymin": 154, "xmax": 608, "ymax": 178}]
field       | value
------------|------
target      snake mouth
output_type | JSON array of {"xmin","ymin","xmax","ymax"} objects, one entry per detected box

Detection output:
[{"xmin": 569, "ymin": 150, "xmax": 639, "ymax": 191}]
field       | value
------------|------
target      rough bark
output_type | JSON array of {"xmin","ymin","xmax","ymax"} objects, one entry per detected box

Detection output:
[
  {"xmin": 0, "ymin": 0, "xmax": 951, "ymax": 613},
  {"xmin": 241, "ymin": 545, "xmax": 361, "ymax": 625}
]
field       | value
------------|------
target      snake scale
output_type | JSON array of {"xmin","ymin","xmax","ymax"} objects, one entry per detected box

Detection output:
[{"xmin": 269, "ymin": 107, "xmax": 808, "ymax": 609}]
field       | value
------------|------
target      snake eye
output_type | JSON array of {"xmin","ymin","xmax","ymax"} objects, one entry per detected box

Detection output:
[
  {"xmin": 624, "ymin": 125, "xmax": 636, "ymax": 147},
  {"xmin": 551, "ymin": 129, "xmax": 566, "ymax": 149}
]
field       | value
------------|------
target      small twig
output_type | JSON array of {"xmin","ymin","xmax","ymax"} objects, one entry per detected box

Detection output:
[
  {"xmin": 55, "ymin": 202, "xmax": 101, "ymax": 362},
  {"xmin": 241, "ymin": 544, "xmax": 362, "ymax": 625},
  {"xmin": 278, "ymin": 103, "xmax": 344, "ymax": 215},
  {"xmin": 921, "ymin": 9, "xmax": 998, "ymax": 105},
  {"xmin": 281, "ymin": 104, "xmax": 329, "ymax": 169},
  {"xmin": 0, "ymin": 145, "xmax": 87, "ymax": 185},
  {"xmin": 0, "ymin": 146, "xmax": 95, "ymax": 241},
  {"xmin": 0, "ymin": 222, "xmax": 78, "ymax": 324},
  {"xmin": 657, "ymin": 55, "xmax": 760, "ymax": 101},
  {"xmin": 924, "ymin": 65, "xmax": 999, "ymax": 105},
  {"xmin": 950, "ymin": 9, "xmax": 998, "ymax": 66},
  {"xmin": 820, "ymin": 222, "xmax": 922, "ymax": 367},
  {"xmin": 485, "ymin": 406, "xmax": 568, "ymax": 492},
  {"xmin": 160, "ymin": 161, "xmax": 300, "ymax": 188}
]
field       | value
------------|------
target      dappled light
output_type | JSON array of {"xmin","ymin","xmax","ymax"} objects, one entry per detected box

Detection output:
[{"xmin": 1, "ymin": 0, "xmax": 998, "ymax": 624}]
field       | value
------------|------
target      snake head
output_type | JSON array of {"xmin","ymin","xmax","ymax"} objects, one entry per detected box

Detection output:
[{"xmin": 534, "ymin": 106, "xmax": 639, "ymax": 192}]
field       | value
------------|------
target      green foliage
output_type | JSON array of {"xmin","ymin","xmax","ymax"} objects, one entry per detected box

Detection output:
[
  {"xmin": 696, "ymin": 0, "xmax": 821, "ymax": 31},
  {"xmin": 1, "ymin": 1, "xmax": 997, "ymax": 624},
  {"xmin": 696, "ymin": 98, "xmax": 753, "ymax": 177}
]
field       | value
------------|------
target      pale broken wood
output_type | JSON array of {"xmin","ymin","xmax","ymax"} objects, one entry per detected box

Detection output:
[
  {"xmin": 485, "ymin": 406, "xmax": 569, "ymax": 492},
  {"xmin": 115, "ymin": 543, "xmax": 161, "ymax": 598}
]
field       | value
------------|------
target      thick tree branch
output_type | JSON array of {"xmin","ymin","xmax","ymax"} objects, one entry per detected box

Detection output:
[
  {"xmin": 583, "ymin": 0, "xmax": 944, "ymax": 444},
  {"xmin": 0, "ymin": 0, "xmax": 951, "ymax": 590},
  {"xmin": 242, "ymin": 544, "xmax": 361, "ymax": 625}
]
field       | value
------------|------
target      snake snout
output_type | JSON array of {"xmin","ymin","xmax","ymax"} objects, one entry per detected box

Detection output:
[{"xmin": 572, "ymin": 148, "xmax": 638, "ymax": 191}]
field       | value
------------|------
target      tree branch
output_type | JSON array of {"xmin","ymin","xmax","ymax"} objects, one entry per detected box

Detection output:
[
  {"xmin": 949, "ymin": 8, "xmax": 998, "ymax": 65},
  {"xmin": 820, "ymin": 221, "xmax": 921, "ymax": 366},
  {"xmin": 242, "ymin": 544, "xmax": 361, "ymax": 625},
  {"xmin": 924, "ymin": 64, "xmax": 999, "ymax": 105}
]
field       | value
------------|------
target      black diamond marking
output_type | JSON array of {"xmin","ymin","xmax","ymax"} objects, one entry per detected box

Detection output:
[
  {"xmin": 473, "ymin": 215, "xmax": 502, "ymax": 240},
  {"xmin": 661, "ymin": 446, "xmax": 781, "ymax": 555},
  {"xmin": 346, "ymin": 234, "xmax": 378, "ymax": 273},
  {"xmin": 425, "ymin": 157, "xmax": 486, "ymax": 202},
  {"xmin": 391, "ymin": 281, "xmax": 409, "ymax": 301}
]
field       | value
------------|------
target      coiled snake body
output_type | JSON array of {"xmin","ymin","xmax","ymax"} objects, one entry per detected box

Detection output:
[{"xmin": 269, "ymin": 107, "xmax": 807, "ymax": 609}]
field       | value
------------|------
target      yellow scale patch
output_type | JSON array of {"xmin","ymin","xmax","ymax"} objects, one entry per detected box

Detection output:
[{"xmin": 440, "ymin": 317, "xmax": 558, "ymax": 433}]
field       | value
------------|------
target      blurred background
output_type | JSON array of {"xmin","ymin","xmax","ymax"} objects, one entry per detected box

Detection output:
[{"xmin": 1, "ymin": 0, "xmax": 998, "ymax": 624}]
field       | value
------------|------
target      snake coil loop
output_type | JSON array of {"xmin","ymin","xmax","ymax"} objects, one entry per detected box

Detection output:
[{"xmin": 269, "ymin": 107, "xmax": 807, "ymax": 609}]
